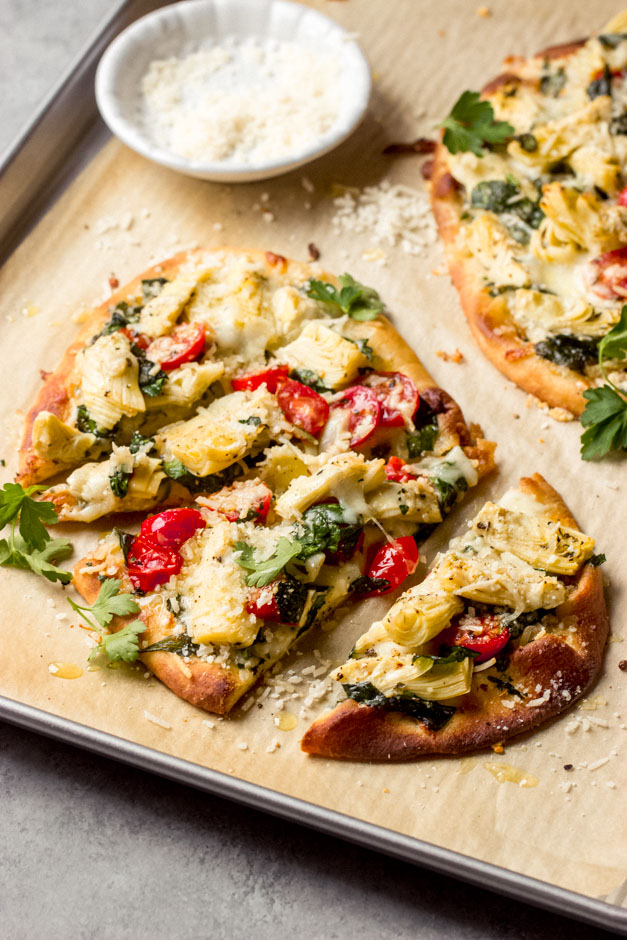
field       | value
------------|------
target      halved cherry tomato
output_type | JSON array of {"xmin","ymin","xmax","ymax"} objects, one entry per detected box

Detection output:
[
  {"xmin": 362, "ymin": 372, "xmax": 419, "ymax": 427},
  {"xmin": 439, "ymin": 612, "xmax": 510, "ymax": 664},
  {"xmin": 331, "ymin": 386, "xmax": 381, "ymax": 446},
  {"xmin": 231, "ymin": 364, "xmax": 289, "ymax": 393},
  {"xmin": 126, "ymin": 536, "xmax": 183, "ymax": 592},
  {"xmin": 200, "ymin": 481, "xmax": 272, "ymax": 524},
  {"xmin": 145, "ymin": 323, "xmax": 206, "ymax": 371},
  {"xmin": 365, "ymin": 536, "xmax": 420, "ymax": 595},
  {"xmin": 246, "ymin": 586, "xmax": 282, "ymax": 622},
  {"xmin": 385, "ymin": 456, "xmax": 418, "ymax": 483},
  {"xmin": 276, "ymin": 378, "xmax": 329, "ymax": 437},
  {"xmin": 139, "ymin": 508, "xmax": 206, "ymax": 550},
  {"xmin": 618, "ymin": 186, "xmax": 627, "ymax": 208},
  {"xmin": 584, "ymin": 245, "xmax": 627, "ymax": 301},
  {"xmin": 119, "ymin": 327, "xmax": 150, "ymax": 350}
]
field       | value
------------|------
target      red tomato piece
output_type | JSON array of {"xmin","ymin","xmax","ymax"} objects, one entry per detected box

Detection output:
[
  {"xmin": 331, "ymin": 386, "xmax": 381, "ymax": 446},
  {"xmin": 385, "ymin": 456, "xmax": 418, "ymax": 483},
  {"xmin": 119, "ymin": 327, "xmax": 150, "ymax": 350},
  {"xmin": 618, "ymin": 186, "xmax": 627, "ymax": 208},
  {"xmin": 231, "ymin": 364, "xmax": 289, "ymax": 393},
  {"xmin": 276, "ymin": 378, "xmax": 329, "ymax": 437},
  {"xmin": 140, "ymin": 508, "xmax": 206, "ymax": 550},
  {"xmin": 361, "ymin": 372, "xmax": 419, "ymax": 427},
  {"xmin": 126, "ymin": 536, "xmax": 183, "ymax": 592},
  {"xmin": 200, "ymin": 480, "xmax": 272, "ymax": 524},
  {"xmin": 245, "ymin": 586, "xmax": 282, "ymax": 622},
  {"xmin": 145, "ymin": 323, "xmax": 206, "ymax": 371},
  {"xmin": 591, "ymin": 67, "xmax": 623, "ymax": 81},
  {"xmin": 584, "ymin": 245, "xmax": 627, "ymax": 301},
  {"xmin": 366, "ymin": 536, "xmax": 420, "ymax": 595},
  {"xmin": 439, "ymin": 613, "xmax": 510, "ymax": 664}
]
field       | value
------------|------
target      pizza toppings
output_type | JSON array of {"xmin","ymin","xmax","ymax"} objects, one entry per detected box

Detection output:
[
  {"xmin": 198, "ymin": 480, "xmax": 272, "ymax": 523},
  {"xmin": 439, "ymin": 611, "xmax": 510, "ymax": 664},
  {"xmin": 439, "ymin": 90, "xmax": 513, "ymax": 158},
  {"xmin": 276, "ymin": 378, "xmax": 329, "ymax": 437},
  {"xmin": 361, "ymin": 371, "xmax": 419, "ymax": 427},
  {"xmin": 145, "ymin": 322, "xmax": 206, "ymax": 370},
  {"xmin": 331, "ymin": 386, "xmax": 381, "ymax": 447},
  {"xmin": 231, "ymin": 364, "xmax": 290, "ymax": 393},
  {"xmin": 127, "ymin": 536, "xmax": 184, "ymax": 592},
  {"xmin": 139, "ymin": 507, "xmax": 206, "ymax": 550},
  {"xmin": 361, "ymin": 536, "xmax": 419, "ymax": 595}
]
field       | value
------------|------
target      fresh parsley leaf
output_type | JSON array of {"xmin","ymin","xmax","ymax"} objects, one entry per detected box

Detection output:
[
  {"xmin": 440, "ymin": 90, "xmax": 514, "ymax": 157},
  {"xmin": 89, "ymin": 620, "xmax": 146, "ymax": 663},
  {"xmin": 598, "ymin": 305, "xmax": 627, "ymax": 362},
  {"xmin": 234, "ymin": 537, "xmax": 302, "ymax": 587},
  {"xmin": 67, "ymin": 577, "xmax": 140, "ymax": 630},
  {"xmin": 0, "ymin": 482, "xmax": 58, "ymax": 550},
  {"xmin": 0, "ymin": 535, "xmax": 73, "ymax": 583},
  {"xmin": 580, "ymin": 309, "xmax": 627, "ymax": 460},
  {"xmin": 306, "ymin": 274, "xmax": 384, "ymax": 321}
]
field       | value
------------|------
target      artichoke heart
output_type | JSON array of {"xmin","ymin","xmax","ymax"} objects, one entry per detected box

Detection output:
[
  {"xmin": 144, "ymin": 360, "xmax": 225, "ymax": 410},
  {"xmin": 156, "ymin": 388, "xmax": 277, "ymax": 478},
  {"xmin": 382, "ymin": 586, "xmax": 464, "ymax": 648},
  {"xmin": 367, "ymin": 478, "xmax": 442, "ymax": 524},
  {"xmin": 79, "ymin": 333, "xmax": 145, "ymax": 430},
  {"xmin": 138, "ymin": 270, "xmax": 204, "ymax": 337},
  {"xmin": 275, "ymin": 452, "xmax": 385, "ymax": 521},
  {"xmin": 438, "ymin": 549, "xmax": 565, "ymax": 611},
  {"xmin": 31, "ymin": 411, "xmax": 97, "ymax": 465},
  {"xmin": 335, "ymin": 654, "xmax": 472, "ymax": 701},
  {"xmin": 279, "ymin": 320, "xmax": 368, "ymax": 389},
  {"xmin": 472, "ymin": 502, "xmax": 594, "ymax": 574}
]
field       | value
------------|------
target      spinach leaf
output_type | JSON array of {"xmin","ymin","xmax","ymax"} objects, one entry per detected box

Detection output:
[
  {"xmin": 471, "ymin": 180, "xmax": 543, "ymax": 229},
  {"xmin": 515, "ymin": 133, "xmax": 538, "ymax": 152},
  {"xmin": 406, "ymin": 420, "xmax": 439, "ymax": 458},
  {"xmin": 348, "ymin": 575, "xmax": 391, "ymax": 597},
  {"xmin": 487, "ymin": 675, "xmax": 526, "ymax": 699},
  {"xmin": 113, "ymin": 527, "xmax": 134, "ymax": 562},
  {"xmin": 534, "ymin": 333, "xmax": 599, "ymax": 374},
  {"xmin": 587, "ymin": 65, "xmax": 613, "ymax": 100},
  {"xmin": 141, "ymin": 634, "xmax": 199, "ymax": 656},
  {"xmin": 138, "ymin": 356, "xmax": 167, "ymax": 397},
  {"xmin": 342, "ymin": 681, "xmax": 456, "ymax": 732},
  {"xmin": 290, "ymin": 368, "xmax": 331, "ymax": 393},
  {"xmin": 109, "ymin": 467, "xmax": 132, "ymax": 499},
  {"xmin": 590, "ymin": 553, "xmax": 606, "ymax": 567},
  {"xmin": 297, "ymin": 590, "xmax": 327, "ymax": 637},
  {"xmin": 238, "ymin": 416, "xmax": 262, "ymax": 426},
  {"xmin": 129, "ymin": 430, "xmax": 156, "ymax": 454},
  {"xmin": 540, "ymin": 65, "xmax": 566, "ymax": 97},
  {"xmin": 141, "ymin": 277, "xmax": 168, "ymax": 300},
  {"xmin": 275, "ymin": 579, "xmax": 309, "ymax": 624},
  {"xmin": 433, "ymin": 475, "xmax": 468, "ymax": 513},
  {"xmin": 294, "ymin": 503, "xmax": 363, "ymax": 560},
  {"xmin": 99, "ymin": 301, "xmax": 141, "ymax": 337},
  {"xmin": 162, "ymin": 458, "xmax": 245, "ymax": 494},
  {"xmin": 76, "ymin": 404, "xmax": 115, "ymax": 439},
  {"xmin": 419, "ymin": 646, "xmax": 479, "ymax": 665},
  {"xmin": 599, "ymin": 33, "xmax": 627, "ymax": 48}
]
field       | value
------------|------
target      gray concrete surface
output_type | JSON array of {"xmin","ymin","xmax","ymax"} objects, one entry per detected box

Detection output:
[{"xmin": 0, "ymin": 2, "xmax": 618, "ymax": 937}]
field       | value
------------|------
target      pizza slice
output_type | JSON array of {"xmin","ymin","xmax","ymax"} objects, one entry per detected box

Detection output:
[
  {"xmin": 19, "ymin": 249, "xmax": 494, "ymax": 521},
  {"xmin": 301, "ymin": 473, "xmax": 608, "ymax": 759},
  {"xmin": 430, "ymin": 10, "xmax": 627, "ymax": 424}
]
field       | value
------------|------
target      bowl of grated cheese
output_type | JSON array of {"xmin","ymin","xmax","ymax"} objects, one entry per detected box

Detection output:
[{"xmin": 95, "ymin": 0, "xmax": 372, "ymax": 182}]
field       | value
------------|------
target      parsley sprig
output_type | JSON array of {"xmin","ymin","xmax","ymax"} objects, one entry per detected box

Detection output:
[
  {"xmin": 580, "ymin": 307, "xmax": 627, "ymax": 460},
  {"xmin": 68, "ymin": 578, "xmax": 144, "ymax": 662},
  {"xmin": 0, "ymin": 483, "xmax": 72, "ymax": 583},
  {"xmin": 306, "ymin": 274, "xmax": 384, "ymax": 321},
  {"xmin": 440, "ymin": 91, "xmax": 514, "ymax": 157},
  {"xmin": 234, "ymin": 537, "xmax": 302, "ymax": 587}
]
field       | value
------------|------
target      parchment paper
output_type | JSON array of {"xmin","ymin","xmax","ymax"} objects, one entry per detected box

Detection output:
[{"xmin": 0, "ymin": 0, "xmax": 625, "ymax": 903}]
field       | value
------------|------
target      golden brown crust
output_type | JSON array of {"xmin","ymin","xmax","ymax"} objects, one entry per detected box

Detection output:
[
  {"xmin": 72, "ymin": 557, "xmax": 248, "ymax": 715},
  {"xmin": 430, "ymin": 146, "xmax": 590, "ymax": 415},
  {"xmin": 301, "ymin": 474, "xmax": 609, "ymax": 760}
]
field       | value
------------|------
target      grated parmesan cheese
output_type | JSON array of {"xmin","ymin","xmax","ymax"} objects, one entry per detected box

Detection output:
[
  {"xmin": 331, "ymin": 181, "xmax": 437, "ymax": 254},
  {"xmin": 140, "ymin": 38, "xmax": 342, "ymax": 166}
]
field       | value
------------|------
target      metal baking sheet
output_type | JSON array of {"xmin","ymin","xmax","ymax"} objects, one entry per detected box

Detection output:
[{"xmin": 0, "ymin": 1, "xmax": 625, "ymax": 932}]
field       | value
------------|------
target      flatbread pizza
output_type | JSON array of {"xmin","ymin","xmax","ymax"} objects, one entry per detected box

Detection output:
[
  {"xmin": 22, "ymin": 247, "xmax": 495, "ymax": 713},
  {"xmin": 430, "ymin": 10, "xmax": 627, "ymax": 421},
  {"xmin": 301, "ymin": 474, "xmax": 608, "ymax": 760}
]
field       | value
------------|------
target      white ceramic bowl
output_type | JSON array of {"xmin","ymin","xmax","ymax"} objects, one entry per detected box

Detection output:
[{"xmin": 95, "ymin": 0, "xmax": 372, "ymax": 182}]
